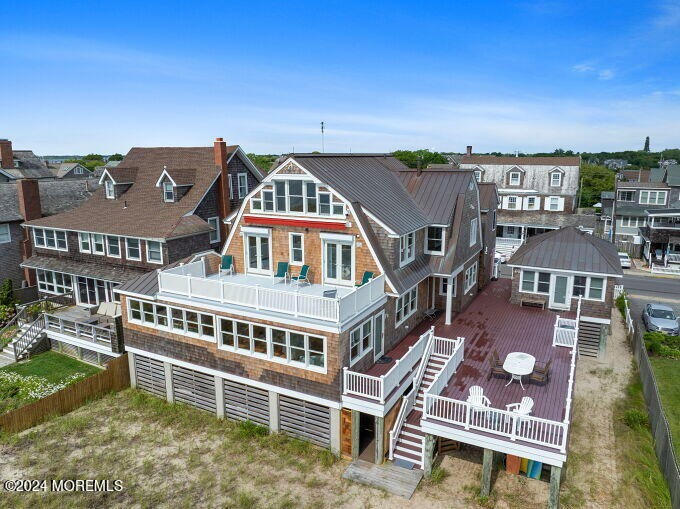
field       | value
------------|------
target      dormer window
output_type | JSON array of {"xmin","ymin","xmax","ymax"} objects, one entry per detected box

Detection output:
[
  {"xmin": 104, "ymin": 179, "xmax": 115, "ymax": 199},
  {"xmin": 474, "ymin": 170, "xmax": 482, "ymax": 182},
  {"xmin": 509, "ymin": 172, "xmax": 521, "ymax": 186},
  {"xmin": 425, "ymin": 227, "xmax": 445, "ymax": 255},
  {"xmin": 550, "ymin": 171, "xmax": 562, "ymax": 187},
  {"xmin": 163, "ymin": 182, "xmax": 174, "ymax": 202}
]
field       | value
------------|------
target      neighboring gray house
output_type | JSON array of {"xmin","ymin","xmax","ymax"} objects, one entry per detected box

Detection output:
[
  {"xmin": 93, "ymin": 160, "xmax": 121, "ymax": 179},
  {"xmin": 0, "ymin": 139, "xmax": 54, "ymax": 182},
  {"xmin": 50, "ymin": 162, "xmax": 93, "ymax": 179},
  {"xmin": 0, "ymin": 179, "xmax": 95, "ymax": 299}
]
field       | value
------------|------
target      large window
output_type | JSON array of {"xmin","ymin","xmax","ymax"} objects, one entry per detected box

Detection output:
[
  {"xmin": 639, "ymin": 190, "xmax": 667, "ymax": 205},
  {"xmin": 237, "ymin": 173, "xmax": 248, "ymax": 198},
  {"xmin": 617, "ymin": 190, "xmax": 634, "ymax": 202},
  {"xmin": 33, "ymin": 228, "xmax": 68, "ymax": 251},
  {"xmin": 573, "ymin": 276, "xmax": 605, "ymax": 300},
  {"xmin": 425, "ymin": 227, "xmax": 444, "ymax": 254},
  {"xmin": 208, "ymin": 217, "xmax": 220, "ymax": 244},
  {"xmin": 396, "ymin": 286, "xmax": 418, "ymax": 325},
  {"xmin": 470, "ymin": 218, "xmax": 478, "ymax": 246},
  {"xmin": 621, "ymin": 217, "xmax": 646, "ymax": 228},
  {"xmin": 350, "ymin": 317, "xmax": 374, "ymax": 364},
  {"xmin": 263, "ymin": 180, "xmax": 344, "ymax": 217},
  {"xmin": 0, "ymin": 224, "xmax": 11, "ymax": 244},
  {"xmin": 246, "ymin": 233, "xmax": 271, "ymax": 273},
  {"xmin": 37, "ymin": 270, "xmax": 72, "ymax": 294},
  {"xmin": 147, "ymin": 240, "xmax": 163, "ymax": 264},
  {"xmin": 106, "ymin": 235, "xmax": 121, "ymax": 257},
  {"xmin": 464, "ymin": 262, "xmax": 478, "ymax": 293},
  {"xmin": 289, "ymin": 233, "xmax": 304, "ymax": 265},
  {"xmin": 399, "ymin": 232, "xmax": 416, "ymax": 265},
  {"xmin": 521, "ymin": 270, "xmax": 551, "ymax": 294},
  {"xmin": 126, "ymin": 238, "xmax": 141, "ymax": 260},
  {"xmin": 324, "ymin": 239, "xmax": 353, "ymax": 284}
]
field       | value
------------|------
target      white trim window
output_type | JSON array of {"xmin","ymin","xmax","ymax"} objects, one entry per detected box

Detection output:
[
  {"xmin": 0, "ymin": 223, "xmax": 11, "ymax": 244},
  {"xmin": 573, "ymin": 276, "xmax": 605, "ymax": 301},
  {"xmin": 395, "ymin": 285, "xmax": 418, "ymax": 326},
  {"xmin": 106, "ymin": 235, "xmax": 121, "ymax": 257},
  {"xmin": 37, "ymin": 269, "xmax": 72, "ymax": 294},
  {"xmin": 350, "ymin": 317, "xmax": 373, "ymax": 365},
  {"xmin": 33, "ymin": 228, "xmax": 68, "ymax": 251},
  {"xmin": 78, "ymin": 232, "xmax": 90, "ymax": 253},
  {"xmin": 617, "ymin": 190, "xmax": 634, "ymax": 202},
  {"xmin": 524, "ymin": 196, "xmax": 539, "ymax": 211},
  {"xmin": 228, "ymin": 174, "xmax": 234, "ymax": 199},
  {"xmin": 207, "ymin": 217, "xmax": 220, "ymax": 244},
  {"xmin": 506, "ymin": 196, "xmax": 518, "ymax": 210},
  {"xmin": 474, "ymin": 170, "xmax": 482, "ymax": 182},
  {"xmin": 237, "ymin": 173, "xmax": 248, "ymax": 198},
  {"xmin": 521, "ymin": 270, "xmax": 551, "ymax": 294},
  {"xmin": 550, "ymin": 172, "xmax": 562, "ymax": 187},
  {"xmin": 146, "ymin": 240, "xmax": 163, "ymax": 264},
  {"xmin": 508, "ymin": 171, "xmax": 521, "ymax": 185},
  {"xmin": 464, "ymin": 262, "xmax": 478, "ymax": 293},
  {"xmin": 92, "ymin": 233, "xmax": 105, "ymax": 255},
  {"xmin": 545, "ymin": 196, "xmax": 565, "ymax": 212},
  {"xmin": 425, "ymin": 227, "xmax": 444, "ymax": 255},
  {"xmin": 126, "ymin": 238, "xmax": 141, "ymax": 260},
  {"xmin": 245, "ymin": 232, "xmax": 271, "ymax": 274},
  {"xmin": 74, "ymin": 165, "xmax": 84, "ymax": 175},
  {"xmin": 439, "ymin": 276, "xmax": 456, "ymax": 297},
  {"xmin": 639, "ymin": 190, "xmax": 667, "ymax": 205},
  {"xmin": 399, "ymin": 232, "xmax": 416, "ymax": 266},
  {"xmin": 289, "ymin": 233, "xmax": 304, "ymax": 265},
  {"xmin": 470, "ymin": 218, "xmax": 478, "ymax": 246},
  {"xmin": 104, "ymin": 179, "xmax": 115, "ymax": 199},
  {"xmin": 163, "ymin": 181, "xmax": 174, "ymax": 202}
]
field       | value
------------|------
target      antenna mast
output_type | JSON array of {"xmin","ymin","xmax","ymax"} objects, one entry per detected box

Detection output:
[{"xmin": 320, "ymin": 121, "xmax": 325, "ymax": 153}]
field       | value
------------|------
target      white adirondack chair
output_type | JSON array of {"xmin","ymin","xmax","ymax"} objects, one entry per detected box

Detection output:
[
  {"xmin": 467, "ymin": 385, "xmax": 491, "ymax": 407},
  {"xmin": 506, "ymin": 396, "xmax": 534, "ymax": 432}
]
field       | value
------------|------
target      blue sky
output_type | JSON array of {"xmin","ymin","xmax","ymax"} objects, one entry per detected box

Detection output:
[{"xmin": 3, "ymin": 0, "xmax": 680, "ymax": 154}]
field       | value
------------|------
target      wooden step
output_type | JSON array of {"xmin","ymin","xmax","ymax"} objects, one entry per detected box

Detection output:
[
  {"xmin": 400, "ymin": 430, "xmax": 423, "ymax": 441},
  {"xmin": 403, "ymin": 423, "xmax": 424, "ymax": 435},
  {"xmin": 397, "ymin": 438, "xmax": 422, "ymax": 451},
  {"xmin": 394, "ymin": 449, "xmax": 423, "ymax": 465}
]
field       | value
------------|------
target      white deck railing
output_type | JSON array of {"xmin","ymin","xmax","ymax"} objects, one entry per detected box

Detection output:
[
  {"xmin": 343, "ymin": 328, "xmax": 432, "ymax": 403},
  {"xmin": 158, "ymin": 261, "xmax": 386, "ymax": 323},
  {"xmin": 613, "ymin": 284, "xmax": 624, "ymax": 299},
  {"xmin": 552, "ymin": 316, "xmax": 578, "ymax": 348},
  {"xmin": 44, "ymin": 314, "xmax": 113, "ymax": 347}
]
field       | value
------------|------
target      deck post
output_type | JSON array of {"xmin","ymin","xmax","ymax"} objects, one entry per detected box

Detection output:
[
  {"xmin": 329, "ymin": 408, "xmax": 341, "ymax": 455},
  {"xmin": 445, "ymin": 274, "xmax": 454, "ymax": 325},
  {"xmin": 128, "ymin": 352, "xmax": 137, "ymax": 388},
  {"xmin": 548, "ymin": 465, "xmax": 561, "ymax": 509},
  {"xmin": 374, "ymin": 416, "xmax": 384, "ymax": 464},
  {"xmin": 480, "ymin": 448, "xmax": 494, "ymax": 497},
  {"xmin": 423, "ymin": 434, "xmax": 436, "ymax": 477},
  {"xmin": 163, "ymin": 361, "xmax": 174, "ymax": 403},
  {"xmin": 351, "ymin": 410, "xmax": 360, "ymax": 460},
  {"xmin": 214, "ymin": 376, "xmax": 224, "ymax": 419},
  {"xmin": 268, "ymin": 391, "xmax": 280, "ymax": 432}
]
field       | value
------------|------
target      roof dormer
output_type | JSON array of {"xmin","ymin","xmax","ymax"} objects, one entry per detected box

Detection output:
[
  {"xmin": 155, "ymin": 167, "xmax": 196, "ymax": 203},
  {"xmin": 98, "ymin": 167, "xmax": 137, "ymax": 199}
]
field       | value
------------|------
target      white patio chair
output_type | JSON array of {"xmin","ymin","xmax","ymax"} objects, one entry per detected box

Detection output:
[
  {"xmin": 506, "ymin": 396, "xmax": 534, "ymax": 433},
  {"xmin": 466, "ymin": 385, "xmax": 491, "ymax": 407}
]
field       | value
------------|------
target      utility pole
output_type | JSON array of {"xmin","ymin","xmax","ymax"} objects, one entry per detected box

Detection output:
[
  {"xmin": 611, "ymin": 175, "xmax": 618, "ymax": 242},
  {"xmin": 577, "ymin": 177, "xmax": 584, "ymax": 210},
  {"xmin": 320, "ymin": 121, "xmax": 325, "ymax": 153}
]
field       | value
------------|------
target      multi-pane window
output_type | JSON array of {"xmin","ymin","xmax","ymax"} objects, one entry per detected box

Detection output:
[
  {"xmin": 521, "ymin": 270, "xmax": 551, "ymax": 294},
  {"xmin": 639, "ymin": 190, "xmax": 667, "ymax": 205},
  {"xmin": 621, "ymin": 217, "xmax": 646, "ymax": 228},
  {"xmin": 509, "ymin": 172, "xmax": 521, "ymax": 185},
  {"xmin": 305, "ymin": 182, "xmax": 317, "ymax": 213},
  {"xmin": 163, "ymin": 182, "xmax": 174, "ymax": 202},
  {"xmin": 526, "ymin": 196, "xmax": 537, "ymax": 210},
  {"xmin": 573, "ymin": 276, "xmax": 604, "ymax": 300},
  {"xmin": 92, "ymin": 234, "xmax": 105, "ymax": 254},
  {"xmin": 105, "ymin": 179, "xmax": 115, "ymax": 199},
  {"xmin": 288, "ymin": 180, "xmax": 304, "ymax": 212},
  {"xmin": 324, "ymin": 240, "xmax": 352, "ymax": 284},
  {"xmin": 133, "ymin": 303, "xmax": 214, "ymax": 340},
  {"xmin": 425, "ymin": 227, "xmax": 444, "ymax": 254},
  {"xmin": 37, "ymin": 270, "xmax": 72, "ymax": 294},
  {"xmin": 0, "ymin": 224, "xmax": 9, "ymax": 244},
  {"xmin": 396, "ymin": 286, "xmax": 418, "ymax": 325},
  {"xmin": 439, "ymin": 276, "xmax": 455, "ymax": 296},
  {"xmin": 266, "ymin": 180, "xmax": 344, "ymax": 216},
  {"xmin": 208, "ymin": 217, "xmax": 220, "ymax": 244},
  {"xmin": 474, "ymin": 170, "xmax": 482, "ymax": 182},
  {"xmin": 549, "ymin": 197, "xmax": 560, "ymax": 211},
  {"xmin": 319, "ymin": 193, "xmax": 331, "ymax": 215},
  {"xmin": 470, "ymin": 218, "xmax": 478, "ymax": 246},
  {"xmin": 507, "ymin": 196, "xmax": 518, "ymax": 210},
  {"xmin": 275, "ymin": 181, "xmax": 287, "ymax": 211},
  {"xmin": 147, "ymin": 241, "xmax": 163, "ymax": 264},
  {"xmin": 78, "ymin": 232, "xmax": 90, "ymax": 253},
  {"xmin": 246, "ymin": 234, "xmax": 271, "ymax": 273},
  {"xmin": 464, "ymin": 262, "xmax": 478, "ymax": 292},
  {"xmin": 399, "ymin": 232, "xmax": 415, "ymax": 265},
  {"xmin": 238, "ymin": 173, "xmax": 248, "ymax": 198},
  {"xmin": 262, "ymin": 190, "xmax": 274, "ymax": 212},
  {"xmin": 350, "ymin": 318, "xmax": 373, "ymax": 364},
  {"xmin": 550, "ymin": 172, "xmax": 562, "ymax": 187},
  {"xmin": 617, "ymin": 190, "xmax": 634, "ymax": 202},
  {"xmin": 106, "ymin": 235, "xmax": 121, "ymax": 257},
  {"xmin": 289, "ymin": 233, "xmax": 304, "ymax": 264},
  {"xmin": 126, "ymin": 238, "xmax": 141, "ymax": 260},
  {"xmin": 33, "ymin": 228, "xmax": 68, "ymax": 251}
]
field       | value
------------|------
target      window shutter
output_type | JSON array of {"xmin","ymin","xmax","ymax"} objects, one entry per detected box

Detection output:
[
  {"xmin": 501, "ymin": 196, "xmax": 509, "ymax": 209},
  {"xmin": 544, "ymin": 198, "xmax": 552, "ymax": 211},
  {"xmin": 557, "ymin": 197, "xmax": 565, "ymax": 211}
]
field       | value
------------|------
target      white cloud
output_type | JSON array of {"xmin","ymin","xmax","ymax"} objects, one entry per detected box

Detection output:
[
  {"xmin": 653, "ymin": 1, "xmax": 680, "ymax": 28},
  {"xmin": 572, "ymin": 63, "xmax": 595, "ymax": 72},
  {"xmin": 598, "ymin": 69, "xmax": 615, "ymax": 80}
]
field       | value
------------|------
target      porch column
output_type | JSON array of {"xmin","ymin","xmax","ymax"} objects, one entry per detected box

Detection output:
[
  {"xmin": 423, "ymin": 434, "xmax": 436, "ymax": 477},
  {"xmin": 330, "ymin": 408, "xmax": 341, "ymax": 455},
  {"xmin": 521, "ymin": 226, "xmax": 526, "ymax": 243},
  {"xmin": 480, "ymin": 448, "xmax": 494, "ymax": 497},
  {"xmin": 548, "ymin": 465, "xmax": 562, "ymax": 509},
  {"xmin": 351, "ymin": 410, "xmax": 360, "ymax": 460},
  {"xmin": 214, "ymin": 376, "xmax": 224, "ymax": 419},
  {"xmin": 128, "ymin": 352, "xmax": 137, "ymax": 388},
  {"xmin": 445, "ymin": 275, "xmax": 454, "ymax": 325},
  {"xmin": 268, "ymin": 391, "xmax": 280, "ymax": 432},
  {"xmin": 374, "ymin": 416, "xmax": 385, "ymax": 464},
  {"xmin": 163, "ymin": 361, "xmax": 174, "ymax": 403}
]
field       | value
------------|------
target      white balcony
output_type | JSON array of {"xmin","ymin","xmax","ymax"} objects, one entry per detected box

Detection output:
[{"xmin": 157, "ymin": 260, "xmax": 386, "ymax": 324}]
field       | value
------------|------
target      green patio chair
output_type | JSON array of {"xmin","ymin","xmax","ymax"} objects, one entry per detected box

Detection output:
[
  {"xmin": 355, "ymin": 271, "xmax": 374, "ymax": 287},
  {"xmin": 220, "ymin": 254, "xmax": 234, "ymax": 276},
  {"xmin": 272, "ymin": 261, "xmax": 290, "ymax": 284},
  {"xmin": 291, "ymin": 265, "xmax": 311, "ymax": 287}
]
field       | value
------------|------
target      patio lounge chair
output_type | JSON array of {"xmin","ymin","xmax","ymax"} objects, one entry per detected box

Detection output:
[
  {"xmin": 529, "ymin": 359, "xmax": 552, "ymax": 385},
  {"xmin": 291, "ymin": 265, "xmax": 311, "ymax": 287},
  {"xmin": 220, "ymin": 255, "xmax": 234, "ymax": 276},
  {"xmin": 466, "ymin": 385, "xmax": 491, "ymax": 407},
  {"xmin": 355, "ymin": 271, "xmax": 374, "ymax": 287},
  {"xmin": 488, "ymin": 350, "xmax": 506, "ymax": 380},
  {"xmin": 272, "ymin": 262, "xmax": 290, "ymax": 284}
]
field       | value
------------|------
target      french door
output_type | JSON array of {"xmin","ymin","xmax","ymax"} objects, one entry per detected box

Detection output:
[
  {"xmin": 323, "ymin": 241, "xmax": 353, "ymax": 285},
  {"xmin": 76, "ymin": 277, "xmax": 117, "ymax": 306},
  {"xmin": 373, "ymin": 312, "xmax": 385, "ymax": 361},
  {"xmin": 246, "ymin": 234, "xmax": 271, "ymax": 274}
]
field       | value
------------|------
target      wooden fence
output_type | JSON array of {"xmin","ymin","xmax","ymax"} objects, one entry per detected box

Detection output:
[{"xmin": 0, "ymin": 354, "xmax": 130, "ymax": 433}]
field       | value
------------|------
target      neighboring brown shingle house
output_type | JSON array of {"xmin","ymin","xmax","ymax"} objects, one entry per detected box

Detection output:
[
  {"xmin": 0, "ymin": 139, "xmax": 54, "ymax": 182},
  {"xmin": 21, "ymin": 138, "xmax": 263, "ymax": 307}
]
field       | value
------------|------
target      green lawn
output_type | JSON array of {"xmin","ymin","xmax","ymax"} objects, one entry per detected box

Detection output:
[
  {"xmin": 1, "ymin": 351, "xmax": 101, "ymax": 384},
  {"xmin": 650, "ymin": 357, "xmax": 680, "ymax": 459}
]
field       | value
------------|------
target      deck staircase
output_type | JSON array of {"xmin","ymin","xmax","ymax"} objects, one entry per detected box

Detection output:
[{"xmin": 577, "ymin": 321, "xmax": 601, "ymax": 357}]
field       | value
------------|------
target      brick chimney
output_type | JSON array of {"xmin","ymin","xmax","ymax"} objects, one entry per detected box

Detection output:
[
  {"xmin": 17, "ymin": 179, "xmax": 42, "ymax": 286},
  {"xmin": 466, "ymin": 145, "xmax": 473, "ymax": 156},
  {"xmin": 213, "ymin": 137, "xmax": 231, "ymax": 243},
  {"xmin": 0, "ymin": 139, "xmax": 13, "ymax": 169}
]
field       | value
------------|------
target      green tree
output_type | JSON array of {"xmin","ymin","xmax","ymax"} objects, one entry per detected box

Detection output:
[
  {"xmin": 246, "ymin": 154, "xmax": 278, "ymax": 173},
  {"xmin": 0, "ymin": 279, "xmax": 16, "ymax": 307},
  {"xmin": 579, "ymin": 164, "xmax": 616, "ymax": 207},
  {"xmin": 392, "ymin": 149, "xmax": 448, "ymax": 169},
  {"xmin": 644, "ymin": 137, "xmax": 650, "ymax": 152},
  {"xmin": 108, "ymin": 153, "xmax": 124, "ymax": 161}
]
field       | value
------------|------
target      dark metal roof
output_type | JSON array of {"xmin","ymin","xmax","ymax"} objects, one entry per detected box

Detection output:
[
  {"xmin": 21, "ymin": 255, "xmax": 148, "ymax": 283},
  {"xmin": 115, "ymin": 269, "xmax": 160, "ymax": 297},
  {"xmin": 508, "ymin": 227, "xmax": 623, "ymax": 276},
  {"xmin": 497, "ymin": 212, "xmax": 597, "ymax": 229}
]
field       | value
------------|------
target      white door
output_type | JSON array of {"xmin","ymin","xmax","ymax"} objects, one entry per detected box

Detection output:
[
  {"xmin": 373, "ymin": 312, "xmax": 385, "ymax": 361},
  {"xmin": 549, "ymin": 274, "xmax": 571, "ymax": 310},
  {"xmin": 245, "ymin": 234, "xmax": 271, "ymax": 274},
  {"xmin": 323, "ymin": 241, "xmax": 353, "ymax": 285}
]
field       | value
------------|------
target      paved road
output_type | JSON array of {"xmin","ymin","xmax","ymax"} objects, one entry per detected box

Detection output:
[{"xmin": 623, "ymin": 273, "xmax": 680, "ymax": 328}]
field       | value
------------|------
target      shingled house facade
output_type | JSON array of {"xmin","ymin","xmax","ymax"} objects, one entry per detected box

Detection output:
[
  {"xmin": 21, "ymin": 138, "xmax": 263, "ymax": 308},
  {"xmin": 115, "ymin": 154, "xmax": 494, "ymax": 456}
]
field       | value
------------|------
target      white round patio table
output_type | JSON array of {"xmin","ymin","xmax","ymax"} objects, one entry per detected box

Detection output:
[{"xmin": 503, "ymin": 352, "xmax": 536, "ymax": 390}]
